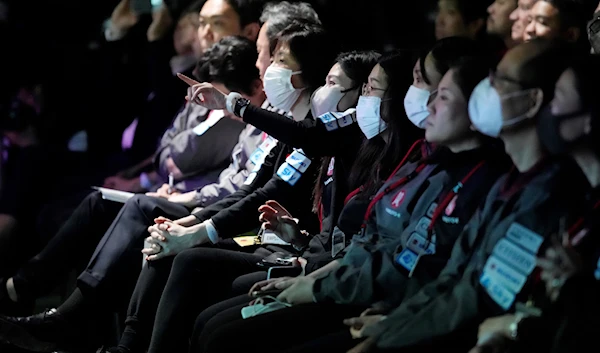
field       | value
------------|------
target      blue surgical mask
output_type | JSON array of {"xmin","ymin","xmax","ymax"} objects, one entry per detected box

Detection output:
[{"xmin": 356, "ymin": 96, "xmax": 387, "ymax": 139}]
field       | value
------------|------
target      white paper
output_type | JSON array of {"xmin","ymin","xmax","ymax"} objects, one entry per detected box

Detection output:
[
  {"xmin": 261, "ymin": 230, "xmax": 291, "ymax": 246},
  {"xmin": 92, "ymin": 187, "xmax": 135, "ymax": 204}
]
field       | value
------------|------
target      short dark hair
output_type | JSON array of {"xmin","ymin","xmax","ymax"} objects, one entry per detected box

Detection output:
[
  {"xmin": 517, "ymin": 38, "xmax": 575, "ymax": 105},
  {"xmin": 260, "ymin": 1, "xmax": 321, "ymax": 48},
  {"xmin": 194, "ymin": 36, "xmax": 260, "ymax": 95},
  {"xmin": 541, "ymin": 0, "xmax": 595, "ymax": 51},
  {"xmin": 336, "ymin": 50, "xmax": 382, "ymax": 89},
  {"xmin": 224, "ymin": 0, "xmax": 266, "ymax": 28},
  {"xmin": 275, "ymin": 22, "xmax": 338, "ymax": 94},
  {"xmin": 451, "ymin": 57, "xmax": 494, "ymax": 101},
  {"xmin": 420, "ymin": 36, "xmax": 486, "ymax": 85}
]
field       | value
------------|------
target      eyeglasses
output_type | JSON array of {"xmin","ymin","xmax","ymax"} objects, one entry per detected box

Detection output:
[{"xmin": 362, "ymin": 82, "xmax": 386, "ymax": 96}]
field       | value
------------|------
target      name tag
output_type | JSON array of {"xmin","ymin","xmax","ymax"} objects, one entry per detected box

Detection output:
[
  {"xmin": 318, "ymin": 112, "xmax": 339, "ymax": 131},
  {"xmin": 426, "ymin": 203, "xmax": 437, "ymax": 218},
  {"xmin": 406, "ymin": 232, "xmax": 436, "ymax": 255},
  {"xmin": 505, "ymin": 223, "xmax": 544, "ymax": 254},
  {"xmin": 414, "ymin": 217, "xmax": 431, "ymax": 237},
  {"xmin": 243, "ymin": 172, "xmax": 258, "ymax": 186},
  {"xmin": 249, "ymin": 137, "xmax": 278, "ymax": 169},
  {"xmin": 249, "ymin": 148, "xmax": 267, "ymax": 166},
  {"xmin": 260, "ymin": 136, "xmax": 277, "ymax": 151},
  {"xmin": 395, "ymin": 248, "xmax": 419, "ymax": 271},
  {"xmin": 483, "ymin": 255, "xmax": 527, "ymax": 293},
  {"xmin": 285, "ymin": 150, "xmax": 311, "ymax": 173},
  {"xmin": 277, "ymin": 163, "xmax": 302, "ymax": 186},
  {"xmin": 493, "ymin": 238, "xmax": 537, "ymax": 275},
  {"xmin": 480, "ymin": 272, "xmax": 516, "ymax": 310},
  {"xmin": 335, "ymin": 109, "xmax": 356, "ymax": 127}
]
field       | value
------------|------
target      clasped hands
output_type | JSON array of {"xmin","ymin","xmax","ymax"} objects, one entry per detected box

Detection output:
[{"xmin": 142, "ymin": 216, "xmax": 208, "ymax": 261}]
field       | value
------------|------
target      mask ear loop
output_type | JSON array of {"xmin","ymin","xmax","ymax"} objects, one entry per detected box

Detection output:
[{"xmin": 499, "ymin": 88, "xmax": 542, "ymax": 128}]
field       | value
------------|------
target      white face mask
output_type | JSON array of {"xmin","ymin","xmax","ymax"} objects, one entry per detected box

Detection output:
[
  {"xmin": 404, "ymin": 85, "xmax": 431, "ymax": 128},
  {"xmin": 310, "ymin": 85, "xmax": 348, "ymax": 118},
  {"xmin": 263, "ymin": 65, "xmax": 304, "ymax": 112},
  {"xmin": 468, "ymin": 78, "xmax": 532, "ymax": 138},
  {"xmin": 356, "ymin": 96, "xmax": 387, "ymax": 139}
]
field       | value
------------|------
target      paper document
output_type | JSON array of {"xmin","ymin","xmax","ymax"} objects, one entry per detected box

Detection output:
[
  {"xmin": 261, "ymin": 230, "xmax": 291, "ymax": 246},
  {"xmin": 92, "ymin": 187, "xmax": 135, "ymax": 203}
]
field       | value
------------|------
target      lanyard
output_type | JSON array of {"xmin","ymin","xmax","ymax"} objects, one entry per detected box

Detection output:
[
  {"xmin": 567, "ymin": 199, "xmax": 600, "ymax": 239},
  {"xmin": 345, "ymin": 139, "xmax": 425, "ymax": 206},
  {"xmin": 426, "ymin": 161, "xmax": 486, "ymax": 238},
  {"xmin": 361, "ymin": 163, "xmax": 428, "ymax": 232}
]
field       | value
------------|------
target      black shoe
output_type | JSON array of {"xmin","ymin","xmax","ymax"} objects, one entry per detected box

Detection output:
[
  {"xmin": 0, "ymin": 308, "xmax": 82, "ymax": 352},
  {"xmin": 0, "ymin": 278, "xmax": 34, "ymax": 317}
]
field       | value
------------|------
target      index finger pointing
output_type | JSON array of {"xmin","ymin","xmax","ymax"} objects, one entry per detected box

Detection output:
[{"xmin": 177, "ymin": 73, "xmax": 200, "ymax": 86}]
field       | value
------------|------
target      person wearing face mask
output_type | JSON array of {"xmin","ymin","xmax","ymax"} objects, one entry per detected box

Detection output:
[
  {"xmin": 65, "ymin": 22, "xmax": 337, "ymax": 353},
  {"xmin": 189, "ymin": 51, "xmax": 510, "ymax": 353},
  {"xmin": 184, "ymin": 49, "xmax": 423, "ymax": 353},
  {"xmin": 344, "ymin": 38, "xmax": 591, "ymax": 353},
  {"xmin": 194, "ymin": 50, "xmax": 380, "ymax": 272},
  {"xmin": 252, "ymin": 56, "xmax": 510, "ymax": 353},
  {"xmin": 405, "ymin": 36, "xmax": 497, "ymax": 129},
  {"xmin": 470, "ymin": 54, "xmax": 600, "ymax": 353}
]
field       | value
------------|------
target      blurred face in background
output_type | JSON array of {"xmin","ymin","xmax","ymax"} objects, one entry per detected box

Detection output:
[
  {"xmin": 197, "ymin": 0, "xmax": 243, "ymax": 54},
  {"xmin": 436, "ymin": 0, "xmax": 470, "ymax": 39},
  {"xmin": 524, "ymin": 1, "xmax": 561, "ymax": 41},
  {"xmin": 509, "ymin": 0, "xmax": 538, "ymax": 42},
  {"xmin": 487, "ymin": 0, "xmax": 518, "ymax": 39},
  {"xmin": 174, "ymin": 12, "xmax": 200, "ymax": 56}
]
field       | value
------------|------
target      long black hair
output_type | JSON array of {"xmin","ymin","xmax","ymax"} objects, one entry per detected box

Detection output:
[
  {"xmin": 312, "ymin": 50, "xmax": 381, "ymax": 211},
  {"xmin": 349, "ymin": 50, "xmax": 424, "ymax": 197}
]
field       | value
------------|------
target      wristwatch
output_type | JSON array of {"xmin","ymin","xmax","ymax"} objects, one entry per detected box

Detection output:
[{"xmin": 226, "ymin": 92, "xmax": 250, "ymax": 117}]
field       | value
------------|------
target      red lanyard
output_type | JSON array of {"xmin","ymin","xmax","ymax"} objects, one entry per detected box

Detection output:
[
  {"xmin": 345, "ymin": 139, "xmax": 425, "ymax": 207},
  {"xmin": 360, "ymin": 163, "xmax": 428, "ymax": 231},
  {"xmin": 567, "ymin": 199, "xmax": 600, "ymax": 238},
  {"xmin": 426, "ymin": 161, "xmax": 486, "ymax": 238}
]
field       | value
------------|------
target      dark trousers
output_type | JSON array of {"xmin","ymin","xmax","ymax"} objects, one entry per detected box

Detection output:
[
  {"xmin": 196, "ymin": 301, "xmax": 366, "ymax": 353},
  {"xmin": 13, "ymin": 193, "xmax": 191, "ymax": 304},
  {"xmin": 77, "ymin": 195, "xmax": 191, "ymax": 300},
  {"xmin": 11, "ymin": 191, "xmax": 122, "ymax": 300},
  {"xmin": 122, "ymin": 246, "xmax": 269, "ymax": 353}
]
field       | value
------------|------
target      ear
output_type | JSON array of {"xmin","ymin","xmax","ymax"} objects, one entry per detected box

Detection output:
[
  {"xmin": 526, "ymin": 88, "xmax": 544, "ymax": 119},
  {"xmin": 242, "ymin": 22, "xmax": 261, "ymax": 42},
  {"xmin": 564, "ymin": 27, "xmax": 581, "ymax": 43},
  {"xmin": 467, "ymin": 18, "xmax": 485, "ymax": 39},
  {"xmin": 250, "ymin": 78, "xmax": 264, "ymax": 97}
]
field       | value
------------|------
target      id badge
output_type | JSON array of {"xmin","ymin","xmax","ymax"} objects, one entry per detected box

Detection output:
[
  {"xmin": 331, "ymin": 232, "xmax": 346, "ymax": 257},
  {"xmin": 395, "ymin": 248, "xmax": 419, "ymax": 272}
]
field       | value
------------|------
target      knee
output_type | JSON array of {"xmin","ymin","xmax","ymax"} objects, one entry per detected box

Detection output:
[
  {"xmin": 171, "ymin": 249, "xmax": 201, "ymax": 272},
  {"xmin": 86, "ymin": 190, "xmax": 104, "ymax": 205}
]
